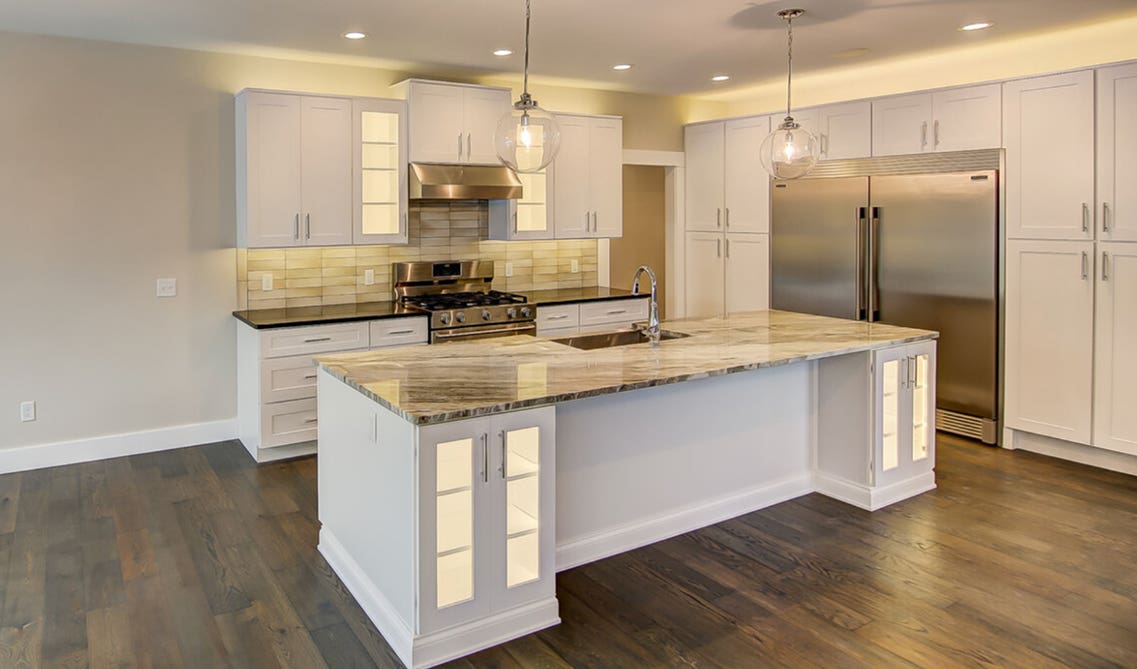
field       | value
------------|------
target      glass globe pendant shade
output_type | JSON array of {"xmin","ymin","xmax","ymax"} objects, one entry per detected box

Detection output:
[
  {"xmin": 759, "ymin": 119, "xmax": 820, "ymax": 180},
  {"xmin": 495, "ymin": 103, "xmax": 561, "ymax": 173}
]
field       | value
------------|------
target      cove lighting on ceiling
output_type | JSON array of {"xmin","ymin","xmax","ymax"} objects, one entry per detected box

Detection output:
[
  {"xmin": 343, "ymin": 31, "xmax": 366, "ymax": 39},
  {"xmin": 493, "ymin": 49, "xmax": 514, "ymax": 56},
  {"xmin": 711, "ymin": 75, "xmax": 731, "ymax": 82},
  {"xmin": 959, "ymin": 22, "xmax": 993, "ymax": 31},
  {"xmin": 612, "ymin": 64, "xmax": 633, "ymax": 71}
]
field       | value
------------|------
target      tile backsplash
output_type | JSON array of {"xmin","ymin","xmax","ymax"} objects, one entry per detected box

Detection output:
[{"xmin": 237, "ymin": 200, "xmax": 599, "ymax": 310}]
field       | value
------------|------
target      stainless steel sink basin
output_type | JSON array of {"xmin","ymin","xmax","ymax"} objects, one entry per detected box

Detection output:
[{"xmin": 551, "ymin": 328, "xmax": 690, "ymax": 350}]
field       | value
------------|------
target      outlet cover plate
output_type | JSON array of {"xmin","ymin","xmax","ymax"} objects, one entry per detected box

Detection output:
[
  {"xmin": 156, "ymin": 278, "xmax": 177, "ymax": 297},
  {"xmin": 20, "ymin": 401, "xmax": 35, "ymax": 422}
]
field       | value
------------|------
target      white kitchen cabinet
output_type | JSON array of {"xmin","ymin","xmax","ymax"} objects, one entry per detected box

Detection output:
[
  {"xmin": 872, "ymin": 341, "xmax": 936, "ymax": 489},
  {"xmin": 552, "ymin": 113, "xmax": 623, "ymax": 238},
  {"xmin": 1093, "ymin": 243, "xmax": 1137, "ymax": 456},
  {"xmin": 684, "ymin": 122, "xmax": 725, "ymax": 233},
  {"xmin": 817, "ymin": 101, "xmax": 872, "ymax": 160},
  {"xmin": 353, "ymin": 97, "xmax": 408, "ymax": 245},
  {"xmin": 237, "ymin": 90, "xmax": 353, "ymax": 248},
  {"xmin": 418, "ymin": 407, "xmax": 556, "ymax": 633},
  {"xmin": 1004, "ymin": 240, "xmax": 1095, "ymax": 445},
  {"xmin": 395, "ymin": 80, "xmax": 512, "ymax": 165},
  {"xmin": 724, "ymin": 234, "xmax": 770, "ymax": 313},
  {"xmin": 686, "ymin": 116, "xmax": 772, "ymax": 235},
  {"xmin": 1097, "ymin": 63, "xmax": 1137, "ymax": 242},
  {"xmin": 534, "ymin": 298, "xmax": 649, "ymax": 336},
  {"xmin": 871, "ymin": 84, "xmax": 1000, "ymax": 157},
  {"xmin": 684, "ymin": 231, "xmax": 726, "ymax": 319},
  {"xmin": 488, "ymin": 169, "xmax": 553, "ymax": 240},
  {"xmin": 1003, "ymin": 71, "xmax": 1096, "ymax": 241}
]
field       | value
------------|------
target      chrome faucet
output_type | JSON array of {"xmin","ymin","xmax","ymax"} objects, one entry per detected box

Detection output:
[{"xmin": 631, "ymin": 265, "xmax": 661, "ymax": 346}]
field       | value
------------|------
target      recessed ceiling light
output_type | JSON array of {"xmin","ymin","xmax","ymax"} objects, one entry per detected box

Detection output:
[
  {"xmin": 493, "ymin": 49, "xmax": 513, "ymax": 57},
  {"xmin": 343, "ymin": 31, "xmax": 366, "ymax": 40},
  {"xmin": 711, "ymin": 75, "xmax": 731, "ymax": 82},
  {"xmin": 959, "ymin": 22, "xmax": 993, "ymax": 31},
  {"xmin": 612, "ymin": 64, "xmax": 633, "ymax": 71}
]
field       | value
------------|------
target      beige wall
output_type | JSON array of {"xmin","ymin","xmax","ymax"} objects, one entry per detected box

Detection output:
[
  {"xmin": 609, "ymin": 166, "xmax": 667, "ymax": 317},
  {"xmin": 0, "ymin": 31, "xmax": 688, "ymax": 451}
]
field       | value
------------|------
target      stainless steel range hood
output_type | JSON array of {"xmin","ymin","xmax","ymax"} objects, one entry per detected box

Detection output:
[{"xmin": 408, "ymin": 163, "xmax": 523, "ymax": 200}]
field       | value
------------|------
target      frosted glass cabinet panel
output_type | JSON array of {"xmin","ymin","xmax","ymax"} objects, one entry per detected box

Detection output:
[
  {"xmin": 488, "ymin": 169, "xmax": 553, "ymax": 240},
  {"xmin": 505, "ymin": 426, "xmax": 541, "ymax": 588},
  {"xmin": 874, "ymin": 341, "xmax": 936, "ymax": 488},
  {"xmin": 880, "ymin": 357, "xmax": 901, "ymax": 472},
  {"xmin": 353, "ymin": 98, "xmax": 408, "ymax": 244}
]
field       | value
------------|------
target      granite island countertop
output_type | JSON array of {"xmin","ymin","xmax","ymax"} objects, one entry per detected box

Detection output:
[{"xmin": 315, "ymin": 310, "xmax": 937, "ymax": 425}]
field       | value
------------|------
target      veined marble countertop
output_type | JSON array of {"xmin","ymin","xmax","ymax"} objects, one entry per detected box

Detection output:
[{"xmin": 315, "ymin": 310, "xmax": 937, "ymax": 425}]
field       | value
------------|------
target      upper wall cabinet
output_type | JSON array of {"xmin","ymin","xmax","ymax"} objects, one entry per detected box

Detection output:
[
  {"xmin": 871, "ymin": 84, "xmax": 1000, "ymax": 156},
  {"xmin": 353, "ymin": 97, "xmax": 408, "ymax": 245},
  {"xmin": 488, "ymin": 169, "xmax": 553, "ymax": 241},
  {"xmin": 816, "ymin": 101, "xmax": 872, "ymax": 160},
  {"xmin": 237, "ymin": 91, "xmax": 353, "ymax": 248},
  {"xmin": 685, "ymin": 115, "xmax": 772, "ymax": 234},
  {"xmin": 1003, "ymin": 71, "xmax": 1095, "ymax": 241},
  {"xmin": 553, "ymin": 113, "xmax": 623, "ymax": 238},
  {"xmin": 1097, "ymin": 63, "xmax": 1137, "ymax": 242},
  {"xmin": 393, "ymin": 80, "xmax": 512, "ymax": 165}
]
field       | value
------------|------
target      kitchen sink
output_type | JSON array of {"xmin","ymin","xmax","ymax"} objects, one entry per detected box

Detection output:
[{"xmin": 551, "ymin": 328, "xmax": 691, "ymax": 350}]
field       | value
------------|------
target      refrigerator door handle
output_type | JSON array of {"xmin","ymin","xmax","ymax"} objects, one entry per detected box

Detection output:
[
  {"xmin": 856, "ymin": 207, "xmax": 867, "ymax": 320},
  {"xmin": 868, "ymin": 206, "xmax": 880, "ymax": 321}
]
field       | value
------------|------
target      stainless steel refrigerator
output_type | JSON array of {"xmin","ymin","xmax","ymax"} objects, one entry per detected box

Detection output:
[{"xmin": 770, "ymin": 151, "xmax": 1000, "ymax": 444}]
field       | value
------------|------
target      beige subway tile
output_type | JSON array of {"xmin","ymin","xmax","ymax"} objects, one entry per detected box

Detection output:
[
  {"xmin": 285, "ymin": 296, "xmax": 324, "ymax": 308},
  {"xmin": 285, "ymin": 249, "xmax": 322, "ymax": 269},
  {"xmin": 249, "ymin": 297, "xmax": 286, "ymax": 310},
  {"xmin": 321, "ymin": 275, "xmax": 356, "ymax": 288},
  {"xmin": 322, "ymin": 285, "xmax": 357, "ymax": 297},
  {"xmin": 284, "ymin": 277, "xmax": 324, "ymax": 289},
  {"xmin": 322, "ymin": 295, "xmax": 356, "ymax": 306},
  {"xmin": 321, "ymin": 266, "xmax": 356, "ymax": 278},
  {"xmin": 321, "ymin": 246, "xmax": 356, "ymax": 258},
  {"xmin": 248, "ymin": 248, "xmax": 286, "ymax": 264},
  {"xmin": 284, "ymin": 267, "xmax": 322, "ymax": 279},
  {"xmin": 532, "ymin": 279, "xmax": 559, "ymax": 290},
  {"xmin": 248, "ymin": 257, "xmax": 286, "ymax": 272},
  {"xmin": 320, "ymin": 257, "xmax": 357, "ymax": 269},
  {"xmin": 284, "ymin": 287, "xmax": 322, "ymax": 299}
]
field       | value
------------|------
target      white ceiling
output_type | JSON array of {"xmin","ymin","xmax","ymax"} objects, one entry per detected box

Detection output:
[{"xmin": 2, "ymin": 0, "xmax": 1136, "ymax": 97}]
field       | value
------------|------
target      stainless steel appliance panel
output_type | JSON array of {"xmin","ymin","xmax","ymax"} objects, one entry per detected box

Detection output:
[
  {"xmin": 771, "ymin": 177, "xmax": 869, "ymax": 320},
  {"xmin": 431, "ymin": 321, "xmax": 536, "ymax": 343},
  {"xmin": 871, "ymin": 171, "xmax": 998, "ymax": 419}
]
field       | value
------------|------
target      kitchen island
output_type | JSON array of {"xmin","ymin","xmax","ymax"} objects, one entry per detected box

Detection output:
[{"xmin": 314, "ymin": 310, "xmax": 937, "ymax": 669}]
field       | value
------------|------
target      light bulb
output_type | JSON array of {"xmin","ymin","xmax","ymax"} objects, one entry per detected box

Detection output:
[{"xmin": 519, "ymin": 116, "xmax": 533, "ymax": 147}]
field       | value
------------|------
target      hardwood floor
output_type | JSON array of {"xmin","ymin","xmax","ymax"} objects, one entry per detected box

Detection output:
[{"xmin": 1, "ymin": 435, "xmax": 1135, "ymax": 668}]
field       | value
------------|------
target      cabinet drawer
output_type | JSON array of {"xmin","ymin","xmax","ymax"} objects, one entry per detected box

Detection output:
[
  {"xmin": 260, "ymin": 322, "xmax": 370, "ymax": 359},
  {"xmin": 540, "ymin": 325, "xmax": 580, "ymax": 339},
  {"xmin": 260, "ymin": 397, "xmax": 318, "ymax": 449},
  {"xmin": 260, "ymin": 352, "xmax": 363, "ymax": 404},
  {"xmin": 370, "ymin": 317, "xmax": 429, "ymax": 348},
  {"xmin": 579, "ymin": 298, "xmax": 649, "ymax": 327},
  {"xmin": 536, "ymin": 304, "xmax": 580, "ymax": 331}
]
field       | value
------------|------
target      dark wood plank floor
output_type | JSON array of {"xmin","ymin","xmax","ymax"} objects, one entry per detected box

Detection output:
[{"xmin": 1, "ymin": 434, "xmax": 1136, "ymax": 668}]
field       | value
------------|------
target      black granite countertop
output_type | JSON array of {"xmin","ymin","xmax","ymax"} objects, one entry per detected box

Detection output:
[{"xmin": 234, "ymin": 289, "xmax": 648, "ymax": 329}]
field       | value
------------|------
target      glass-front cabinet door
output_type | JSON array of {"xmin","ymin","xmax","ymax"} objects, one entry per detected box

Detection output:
[
  {"xmin": 873, "ymin": 345, "xmax": 907, "ymax": 486},
  {"xmin": 488, "ymin": 168, "xmax": 554, "ymax": 240},
  {"xmin": 353, "ymin": 97, "xmax": 408, "ymax": 245},
  {"xmin": 873, "ymin": 341, "xmax": 937, "ymax": 488}
]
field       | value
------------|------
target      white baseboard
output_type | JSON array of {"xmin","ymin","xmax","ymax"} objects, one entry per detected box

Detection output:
[
  {"xmin": 0, "ymin": 418, "xmax": 238, "ymax": 474},
  {"xmin": 555, "ymin": 473, "xmax": 812, "ymax": 571},
  {"xmin": 813, "ymin": 471, "xmax": 937, "ymax": 511},
  {"xmin": 320, "ymin": 528, "xmax": 559, "ymax": 669},
  {"xmin": 1007, "ymin": 429, "xmax": 1137, "ymax": 476}
]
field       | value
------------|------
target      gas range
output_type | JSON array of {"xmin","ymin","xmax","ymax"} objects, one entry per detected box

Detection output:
[{"xmin": 393, "ymin": 261, "xmax": 535, "ymax": 343}]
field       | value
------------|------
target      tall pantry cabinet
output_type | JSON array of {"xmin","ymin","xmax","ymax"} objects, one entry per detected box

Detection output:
[{"xmin": 1004, "ymin": 64, "xmax": 1137, "ymax": 457}]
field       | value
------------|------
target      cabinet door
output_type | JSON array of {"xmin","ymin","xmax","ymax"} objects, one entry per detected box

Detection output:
[
  {"xmin": 1004, "ymin": 71, "xmax": 1095, "ymax": 240},
  {"xmin": 684, "ymin": 232, "xmax": 724, "ymax": 318},
  {"xmin": 1004, "ymin": 240, "xmax": 1095, "ymax": 445},
  {"xmin": 243, "ymin": 92, "xmax": 303, "ymax": 247},
  {"xmin": 931, "ymin": 84, "xmax": 1001, "ymax": 152},
  {"xmin": 723, "ymin": 116, "xmax": 770, "ymax": 234},
  {"xmin": 300, "ymin": 96, "xmax": 353, "ymax": 246},
  {"xmin": 685, "ymin": 123, "xmax": 725, "ymax": 232},
  {"xmin": 724, "ymin": 233, "xmax": 769, "ymax": 313},
  {"xmin": 354, "ymin": 97, "xmax": 407, "ymax": 245},
  {"xmin": 553, "ymin": 115, "xmax": 591, "ymax": 238},
  {"xmin": 408, "ymin": 82, "xmax": 464, "ymax": 163},
  {"xmin": 463, "ymin": 87, "xmax": 512, "ymax": 165},
  {"xmin": 872, "ymin": 345, "xmax": 908, "ymax": 487},
  {"xmin": 589, "ymin": 117, "xmax": 623, "ymax": 237},
  {"xmin": 1097, "ymin": 63, "xmax": 1137, "ymax": 242},
  {"xmin": 906, "ymin": 341, "xmax": 936, "ymax": 472},
  {"xmin": 872, "ymin": 93, "xmax": 932, "ymax": 156},
  {"xmin": 818, "ymin": 101, "xmax": 872, "ymax": 160},
  {"xmin": 419, "ymin": 418, "xmax": 492, "ymax": 632},
  {"xmin": 1093, "ymin": 243, "xmax": 1137, "ymax": 455},
  {"xmin": 790, "ymin": 107, "xmax": 820, "ymax": 139},
  {"xmin": 492, "ymin": 407, "xmax": 556, "ymax": 610}
]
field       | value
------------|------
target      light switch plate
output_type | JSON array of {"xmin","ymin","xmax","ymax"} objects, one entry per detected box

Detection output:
[
  {"xmin": 364, "ymin": 269, "xmax": 375, "ymax": 286},
  {"xmin": 156, "ymin": 278, "xmax": 177, "ymax": 297},
  {"xmin": 571, "ymin": 259, "xmax": 580, "ymax": 273},
  {"xmin": 20, "ymin": 401, "xmax": 35, "ymax": 422},
  {"xmin": 505, "ymin": 262, "xmax": 514, "ymax": 277},
  {"xmin": 262, "ymin": 274, "xmax": 274, "ymax": 291}
]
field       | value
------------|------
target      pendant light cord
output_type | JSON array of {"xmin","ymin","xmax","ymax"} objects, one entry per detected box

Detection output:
[
  {"xmin": 523, "ymin": 0, "xmax": 532, "ymax": 97},
  {"xmin": 785, "ymin": 14, "xmax": 794, "ymax": 120}
]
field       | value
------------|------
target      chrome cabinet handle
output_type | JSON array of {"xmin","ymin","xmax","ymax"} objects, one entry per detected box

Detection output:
[
  {"xmin": 481, "ymin": 433, "xmax": 488, "ymax": 483},
  {"xmin": 547, "ymin": 314, "xmax": 569, "ymax": 321},
  {"xmin": 303, "ymin": 374, "xmax": 317, "ymax": 380},
  {"xmin": 606, "ymin": 309, "xmax": 627, "ymax": 315},
  {"xmin": 386, "ymin": 329, "xmax": 416, "ymax": 335},
  {"xmin": 457, "ymin": 133, "xmax": 463, "ymax": 161},
  {"xmin": 592, "ymin": 211, "xmax": 598, "ymax": 232},
  {"xmin": 500, "ymin": 431, "xmax": 507, "ymax": 479},
  {"xmin": 513, "ymin": 211, "xmax": 518, "ymax": 232},
  {"xmin": 933, "ymin": 120, "xmax": 940, "ymax": 148},
  {"xmin": 1102, "ymin": 251, "xmax": 1110, "ymax": 281},
  {"xmin": 1103, "ymin": 202, "xmax": 1112, "ymax": 233},
  {"xmin": 716, "ymin": 208, "xmax": 722, "ymax": 228},
  {"xmin": 584, "ymin": 212, "xmax": 590, "ymax": 231},
  {"xmin": 1082, "ymin": 202, "xmax": 1090, "ymax": 232},
  {"xmin": 294, "ymin": 213, "xmax": 300, "ymax": 240},
  {"xmin": 305, "ymin": 213, "xmax": 311, "ymax": 240},
  {"xmin": 304, "ymin": 337, "xmax": 332, "ymax": 343},
  {"xmin": 1081, "ymin": 251, "xmax": 1089, "ymax": 280},
  {"xmin": 921, "ymin": 121, "xmax": 928, "ymax": 150},
  {"xmin": 716, "ymin": 239, "xmax": 722, "ymax": 258},
  {"xmin": 467, "ymin": 133, "xmax": 472, "ymax": 162},
  {"xmin": 724, "ymin": 208, "xmax": 731, "ymax": 228},
  {"xmin": 305, "ymin": 418, "xmax": 318, "ymax": 424},
  {"xmin": 725, "ymin": 238, "xmax": 731, "ymax": 258},
  {"xmin": 821, "ymin": 133, "xmax": 829, "ymax": 158}
]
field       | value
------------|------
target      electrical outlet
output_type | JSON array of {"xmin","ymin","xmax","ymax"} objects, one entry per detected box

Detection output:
[
  {"xmin": 364, "ymin": 269, "xmax": 375, "ymax": 286},
  {"xmin": 156, "ymin": 278, "xmax": 177, "ymax": 297},
  {"xmin": 571, "ymin": 259, "xmax": 580, "ymax": 274},
  {"xmin": 505, "ymin": 262, "xmax": 514, "ymax": 277},
  {"xmin": 20, "ymin": 401, "xmax": 35, "ymax": 422},
  {"xmin": 262, "ymin": 273, "xmax": 274, "ymax": 291}
]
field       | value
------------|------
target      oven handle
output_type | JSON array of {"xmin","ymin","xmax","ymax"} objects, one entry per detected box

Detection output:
[{"xmin": 432, "ymin": 323, "xmax": 537, "ymax": 340}]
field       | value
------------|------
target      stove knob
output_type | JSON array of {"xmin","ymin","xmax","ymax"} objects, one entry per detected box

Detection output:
[
  {"xmin": 455, "ymin": 311, "xmax": 466, "ymax": 324},
  {"xmin": 481, "ymin": 309, "xmax": 492, "ymax": 321},
  {"xmin": 506, "ymin": 307, "xmax": 517, "ymax": 319},
  {"xmin": 439, "ymin": 313, "xmax": 451, "ymax": 325},
  {"xmin": 520, "ymin": 306, "xmax": 532, "ymax": 318}
]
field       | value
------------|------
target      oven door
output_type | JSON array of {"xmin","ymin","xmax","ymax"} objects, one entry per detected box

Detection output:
[{"xmin": 430, "ymin": 321, "xmax": 537, "ymax": 343}]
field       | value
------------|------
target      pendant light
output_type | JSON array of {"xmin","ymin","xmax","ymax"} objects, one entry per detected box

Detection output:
[
  {"xmin": 494, "ymin": 0, "xmax": 561, "ymax": 174},
  {"xmin": 760, "ymin": 8, "xmax": 820, "ymax": 180}
]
